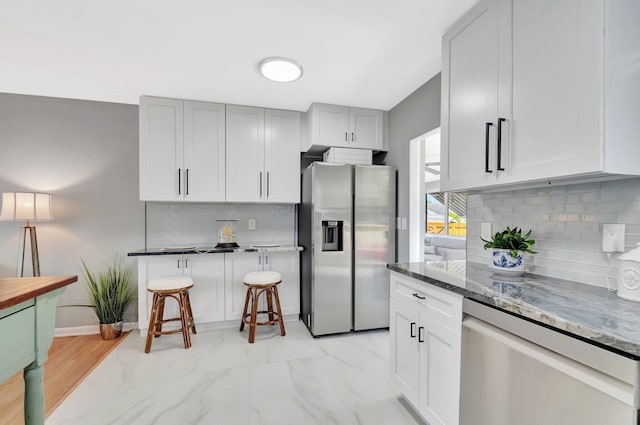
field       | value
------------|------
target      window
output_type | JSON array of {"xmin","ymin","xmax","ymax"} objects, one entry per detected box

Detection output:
[{"xmin": 426, "ymin": 192, "xmax": 466, "ymax": 236}]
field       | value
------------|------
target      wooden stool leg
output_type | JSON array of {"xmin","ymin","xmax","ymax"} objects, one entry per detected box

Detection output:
[
  {"xmin": 266, "ymin": 289, "xmax": 275, "ymax": 322},
  {"xmin": 240, "ymin": 287, "xmax": 251, "ymax": 331},
  {"xmin": 249, "ymin": 288, "xmax": 259, "ymax": 343},
  {"xmin": 145, "ymin": 292, "xmax": 159, "ymax": 353},
  {"xmin": 155, "ymin": 295, "xmax": 166, "ymax": 336},
  {"xmin": 184, "ymin": 290, "xmax": 196, "ymax": 334},
  {"xmin": 179, "ymin": 290, "xmax": 192, "ymax": 349},
  {"xmin": 273, "ymin": 286, "xmax": 286, "ymax": 337}
]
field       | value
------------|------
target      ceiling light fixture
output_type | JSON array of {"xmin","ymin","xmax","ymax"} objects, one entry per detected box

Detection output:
[{"xmin": 259, "ymin": 57, "xmax": 303, "ymax": 83}]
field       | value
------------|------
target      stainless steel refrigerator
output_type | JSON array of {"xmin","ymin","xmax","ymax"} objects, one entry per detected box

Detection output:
[{"xmin": 299, "ymin": 162, "xmax": 396, "ymax": 336}]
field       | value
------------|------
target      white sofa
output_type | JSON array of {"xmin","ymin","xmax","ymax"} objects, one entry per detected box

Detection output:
[{"xmin": 424, "ymin": 234, "xmax": 466, "ymax": 262}]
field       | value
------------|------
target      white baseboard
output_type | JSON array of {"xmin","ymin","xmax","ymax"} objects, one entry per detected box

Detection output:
[{"xmin": 55, "ymin": 322, "xmax": 138, "ymax": 337}]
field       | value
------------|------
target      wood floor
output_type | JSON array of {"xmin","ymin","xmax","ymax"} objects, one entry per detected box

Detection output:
[{"xmin": 0, "ymin": 333, "xmax": 128, "ymax": 425}]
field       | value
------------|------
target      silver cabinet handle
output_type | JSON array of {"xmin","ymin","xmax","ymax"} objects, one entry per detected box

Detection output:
[
  {"xmin": 351, "ymin": 132, "xmax": 355, "ymax": 142},
  {"xmin": 259, "ymin": 172, "xmax": 263, "ymax": 197},
  {"xmin": 178, "ymin": 168, "xmax": 182, "ymax": 195},
  {"xmin": 258, "ymin": 255, "xmax": 261, "ymax": 265},
  {"xmin": 185, "ymin": 258, "xmax": 188, "ymax": 268},
  {"xmin": 266, "ymin": 172, "xmax": 270, "ymax": 198},
  {"xmin": 185, "ymin": 169, "xmax": 189, "ymax": 195},
  {"xmin": 265, "ymin": 255, "xmax": 269, "ymax": 265},
  {"xmin": 344, "ymin": 132, "xmax": 348, "ymax": 141},
  {"xmin": 412, "ymin": 293, "xmax": 426, "ymax": 300},
  {"xmin": 177, "ymin": 259, "xmax": 181, "ymax": 269}
]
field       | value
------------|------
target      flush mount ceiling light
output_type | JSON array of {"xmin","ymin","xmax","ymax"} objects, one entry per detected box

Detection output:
[{"xmin": 259, "ymin": 57, "xmax": 303, "ymax": 83}]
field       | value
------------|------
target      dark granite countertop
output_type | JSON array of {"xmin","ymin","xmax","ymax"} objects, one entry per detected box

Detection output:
[
  {"xmin": 388, "ymin": 261, "xmax": 640, "ymax": 360},
  {"xmin": 128, "ymin": 245, "xmax": 303, "ymax": 257}
]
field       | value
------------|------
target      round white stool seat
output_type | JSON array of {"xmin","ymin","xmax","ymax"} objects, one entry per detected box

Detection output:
[
  {"xmin": 148, "ymin": 276, "xmax": 194, "ymax": 291},
  {"xmin": 243, "ymin": 271, "xmax": 282, "ymax": 285}
]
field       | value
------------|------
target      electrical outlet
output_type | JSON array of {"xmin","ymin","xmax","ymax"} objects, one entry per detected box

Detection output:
[
  {"xmin": 401, "ymin": 217, "xmax": 407, "ymax": 230},
  {"xmin": 602, "ymin": 223, "xmax": 625, "ymax": 252},
  {"xmin": 248, "ymin": 219, "xmax": 256, "ymax": 230},
  {"xmin": 481, "ymin": 223, "xmax": 492, "ymax": 240}
]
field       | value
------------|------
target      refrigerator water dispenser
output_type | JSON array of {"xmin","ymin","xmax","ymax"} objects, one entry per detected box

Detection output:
[{"xmin": 322, "ymin": 221, "xmax": 343, "ymax": 251}]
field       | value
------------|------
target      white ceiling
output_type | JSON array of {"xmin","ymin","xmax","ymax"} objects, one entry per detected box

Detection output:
[{"xmin": 0, "ymin": 0, "xmax": 477, "ymax": 111}]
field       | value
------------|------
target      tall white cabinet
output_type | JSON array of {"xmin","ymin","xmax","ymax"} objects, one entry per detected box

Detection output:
[
  {"xmin": 389, "ymin": 272, "xmax": 463, "ymax": 425},
  {"xmin": 140, "ymin": 97, "xmax": 226, "ymax": 201},
  {"xmin": 441, "ymin": 0, "xmax": 640, "ymax": 191},
  {"xmin": 226, "ymin": 105, "xmax": 300, "ymax": 203}
]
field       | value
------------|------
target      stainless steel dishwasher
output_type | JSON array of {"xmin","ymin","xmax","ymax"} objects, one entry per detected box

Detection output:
[{"xmin": 461, "ymin": 300, "xmax": 639, "ymax": 425}]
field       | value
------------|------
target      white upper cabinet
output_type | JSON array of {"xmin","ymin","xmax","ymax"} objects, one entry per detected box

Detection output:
[
  {"xmin": 304, "ymin": 103, "xmax": 384, "ymax": 151},
  {"xmin": 183, "ymin": 101, "xmax": 226, "ymax": 201},
  {"xmin": 140, "ymin": 96, "xmax": 225, "ymax": 201},
  {"xmin": 226, "ymin": 105, "xmax": 300, "ymax": 203},
  {"xmin": 441, "ymin": 0, "xmax": 640, "ymax": 192},
  {"xmin": 226, "ymin": 105, "xmax": 265, "ymax": 202},
  {"xmin": 140, "ymin": 97, "xmax": 183, "ymax": 201},
  {"xmin": 264, "ymin": 109, "xmax": 301, "ymax": 203}
]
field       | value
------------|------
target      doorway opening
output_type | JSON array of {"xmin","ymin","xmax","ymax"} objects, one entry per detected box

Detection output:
[{"xmin": 409, "ymin": 128, "xmax": 466, "ymax": 263}]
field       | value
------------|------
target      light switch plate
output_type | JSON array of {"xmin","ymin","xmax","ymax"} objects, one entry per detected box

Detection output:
[
  {"xmin": 401, "ymin": 217, "xmax": 407, "ymax": 230},
  {"xmin": 248, "ymin": 219, "xmax": 256, "ymax": 230},
  {"xmin": 602, "ymin": 223, "xmax": 625, "ymax": 252},
  {"xmin": 481, "ymin": 223, "xmax": 492, "ymax": 240}
]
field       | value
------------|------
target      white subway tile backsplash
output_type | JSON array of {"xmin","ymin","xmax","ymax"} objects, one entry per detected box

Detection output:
[
  {"xmin": 467, "ymin": 177, "xmax": 640, "ymax": 288},
  {"xmin": 146, "ymin": 203, "xmax": 296, "ymax": 248}
]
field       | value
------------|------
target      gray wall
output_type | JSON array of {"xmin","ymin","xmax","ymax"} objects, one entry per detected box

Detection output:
[
  {"xmin": 387, "ymin": 73, "xmax": 441, "ymax": 262},
  {"xmin": 0, "ymin": 93, "xmax": 143, "ymax": 328}
]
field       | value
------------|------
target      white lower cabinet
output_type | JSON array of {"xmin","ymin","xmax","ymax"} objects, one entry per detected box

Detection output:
[
  {"xmin": 137, "ymin": 254, "xmax": 225, "ymax": 331},
  {"xmin": 224, "ymin": 251, "xmax": 300, "ymax": 321},
  {"xmin": 389, "ymin": 272, "xmax": 463, "ymax": 425},
  {"xmin": 137, "ymin": 251, "xmax": 300, "ymax": 332}
]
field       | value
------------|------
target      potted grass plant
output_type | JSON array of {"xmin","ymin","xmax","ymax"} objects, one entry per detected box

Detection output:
[
  {"xmin": 481, "ymin": 226, "xmax": 537, "ymax": 272},
  {"xmin": 81, "ymin": 259, "xmax": 135, "ymax": 340}
]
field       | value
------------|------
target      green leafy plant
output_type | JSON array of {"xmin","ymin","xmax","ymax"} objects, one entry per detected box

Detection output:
[
  {"xmin": 81, "ymin": 259, "xmax": 135, "ymax": 324},
  {"xmin": 481, "ymin": 226, "xmax": 537, "ymax": 258}
]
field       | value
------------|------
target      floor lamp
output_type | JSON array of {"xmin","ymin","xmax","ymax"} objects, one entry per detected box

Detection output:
[{"xmin": 0, "ymin": 192, "xmax": 53, "ymax": 277}]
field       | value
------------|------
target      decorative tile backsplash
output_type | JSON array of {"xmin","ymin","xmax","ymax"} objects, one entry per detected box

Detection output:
[
  {"xmin": 146, "ymin": 203, "xmax": 296, "ymax": 248},
  {"xmin": 466, "ymin": 178, "xmax": 640, "ymax": 288}
]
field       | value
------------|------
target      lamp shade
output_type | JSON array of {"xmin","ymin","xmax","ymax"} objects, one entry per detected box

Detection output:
[{"xmin": 0, "ymin": 192, "xmax": 53, "ymax": 221}]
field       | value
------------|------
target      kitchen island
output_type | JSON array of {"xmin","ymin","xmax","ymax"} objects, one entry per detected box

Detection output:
[
  {"xmin": 129, "ymin": 245, "xmax": 303, "ymax": 334},
  {"xmin": 387, "ymin": 260, "xmax": 640, "ymax": 425},
  {"xmin": 0, "ymin": 275, "xmax": 77, "ymax": 425}
]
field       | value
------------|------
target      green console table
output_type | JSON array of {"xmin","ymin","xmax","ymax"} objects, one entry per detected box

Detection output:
[{"xmin": 0, "ymin": 275, "xmax": 77, "ymax": 425}]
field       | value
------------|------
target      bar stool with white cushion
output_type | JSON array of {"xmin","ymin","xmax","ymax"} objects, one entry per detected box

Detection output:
[
  {"xmin": 240, "ymin": 271, "xmax": 286, "ymax": 343},
  {"xmin": 145, "ymin": 276, "xmax": 196, "ymax": 353}
]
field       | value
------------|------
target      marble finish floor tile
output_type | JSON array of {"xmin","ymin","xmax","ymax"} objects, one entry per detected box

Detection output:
[{"xmin": 46, "ymin": 321, "xmax": 420, "ymax": 425}]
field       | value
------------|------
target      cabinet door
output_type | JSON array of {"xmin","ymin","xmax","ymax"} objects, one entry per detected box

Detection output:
[
  {"xmin": 139, "ymin": 97, "xmax": 184, "ymax": 201},
  {"xmin": 310, "ymin": 104, "xmax": 350, "ymax": 147},
  {"xmin": 349, "ymin": 108, "xmax": 383, "ymax": 150},
  {"xmin": 389, "ymin": 298, "xmax": 421, "ymax": 408},
  {"xmin": 264, "ymin": 109, "xmax": 301, "ymax": 203},
  {"xmin": 441, "ymin": 0, "xmax": 500, "ymax": 191},
  {"xmin": 265, "ymin": 251, "xmax": 300, "ymax": 317},
  {"xmin": 137, "ymin": 255, "xmax": 184, "ymax": 331},
  {"xmin": 184, "ymin": 101, "xmax": 226, "ymax": 202},
  {"xmin": 226, "ymin": 105, "xmax": 265, "ymax": 202},
  {"xmin": 419, "ymin": 318, "xmax": 461, "ymax": 425},
  {"xmin": 183, "ymin": 255, "xmax": 225, "ymax": 323},
  {"xmin": 500, "ymin": 0, "xmax": 603, "ymax": 184},
  {"xmin": 224, "ymin": 252, "xmax": 260, "ymax": 321}
]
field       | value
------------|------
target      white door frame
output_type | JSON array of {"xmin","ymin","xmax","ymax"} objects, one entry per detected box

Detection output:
[{"xmin": 409, "ymin": 127, "xmax": 440, "ymax": 262}]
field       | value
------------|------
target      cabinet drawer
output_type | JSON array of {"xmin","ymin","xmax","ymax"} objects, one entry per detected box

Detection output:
[{"xmin": 390, "ymin": 272, "xmax": 463, "ymax": 332}]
